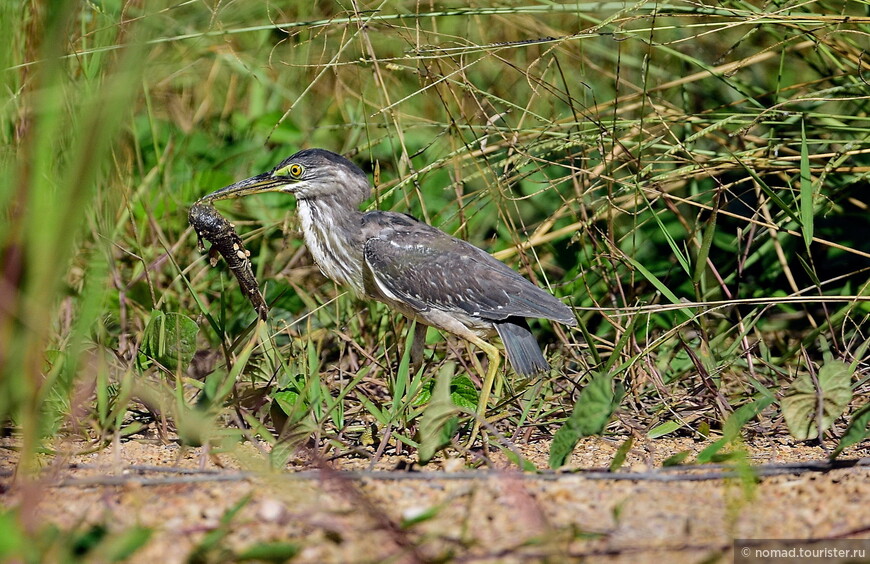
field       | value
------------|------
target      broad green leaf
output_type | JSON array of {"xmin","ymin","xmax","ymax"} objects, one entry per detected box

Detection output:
[
  {"xmin": 831, "ymin": 402, "xmax": 870, "ymax": 459},
  {"xmin": 415, "ymin": 372, "xmax": 478, "ymax": 410},
  {"xmin": 548, "ymin": 372, "xmax": 623, "ymax": 469},
  {"xmin": 141, "ymin": 310, "xmax": 199, "ymax": 370},
  {"xmin": 782, "ymin": 360, "xmax": 853, "ymax": 441},
  {"xmin": 448, "ymin": 375, "xmax": 479, "ymax": 410}
]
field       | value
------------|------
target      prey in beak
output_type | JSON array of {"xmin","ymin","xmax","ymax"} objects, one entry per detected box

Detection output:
[{"xmin": 190, "ymin": 167, "xmax": 298, "ymax": 320}]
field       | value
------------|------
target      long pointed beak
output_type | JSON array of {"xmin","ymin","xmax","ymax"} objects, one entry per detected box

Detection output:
[{"xmin": 196, "ymin": 172, "xmax": 291, "ymax": 204}]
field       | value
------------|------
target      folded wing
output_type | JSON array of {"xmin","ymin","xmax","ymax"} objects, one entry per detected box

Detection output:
[{"xmin": 361, "ymin": 211, "xmax": 575, "ymax": 325}]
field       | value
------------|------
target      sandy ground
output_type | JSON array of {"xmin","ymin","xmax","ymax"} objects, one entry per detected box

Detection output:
[{"xmin": 2, "ymin": 434, "xmax": 869, "ymax": 563}]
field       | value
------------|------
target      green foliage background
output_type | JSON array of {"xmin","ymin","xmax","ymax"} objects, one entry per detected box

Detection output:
[
  {"xmin": 3, "ymin": 1, "xmax": 870, "ymax": 557},
  {"xmin": 2, "ymin": 0, "xmax": 869, "ymax": 474}
]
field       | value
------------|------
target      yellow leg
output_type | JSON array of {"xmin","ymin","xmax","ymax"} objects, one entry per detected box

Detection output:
[{"xmin": 466, "ymin": 337, "xmax": 501, "ymax": 447}]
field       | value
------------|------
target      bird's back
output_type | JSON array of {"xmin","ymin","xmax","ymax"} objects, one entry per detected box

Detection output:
[{"xmin": 359, "ymin": 210, "xmax": 575, "ymax": 327}]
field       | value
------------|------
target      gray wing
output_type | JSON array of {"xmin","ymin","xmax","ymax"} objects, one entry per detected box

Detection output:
[{"xmin": 360, "ymin": 211, "xmax": 575, "ymax": 325}]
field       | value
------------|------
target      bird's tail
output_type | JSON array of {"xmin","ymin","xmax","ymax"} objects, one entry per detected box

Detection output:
[{"xmin": 495, "ymin": 319, "xmax": 549, "ymax": 377}]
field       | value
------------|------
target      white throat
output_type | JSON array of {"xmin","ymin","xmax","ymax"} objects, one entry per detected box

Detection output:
[{"xmin": 296, "ymin": 199, "xmax": 365, "ymax": 295}]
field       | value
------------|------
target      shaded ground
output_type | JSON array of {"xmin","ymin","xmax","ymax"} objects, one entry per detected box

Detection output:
[{"xmin": 2, "ymin": 436, "xmax": 869, "ymax": 563}]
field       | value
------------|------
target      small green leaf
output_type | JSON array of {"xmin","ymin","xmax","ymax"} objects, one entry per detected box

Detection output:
[
  {"xmin": 103, "ymin": 525, "xmax": 153, "ymax": 562},
  {"xmin": 696, "ymin": 396, "xmax": 774, "ymax": 463},
  {"xmin": 273, "ymin": 388, "xmax": 302, "ymax": 414},
  {"xmin": 647, "ymin": 420, "xmax": 682, "ymax": 439},
  {"xmin": 418, "ymin": 365, "xmax": 460, "ymax": 464},
  {"xmin": 696, "ymin": 437, "xmax": 728, "ymax": 464},
  {"xmin": 499, "ymin": 446, "xmax": 538, "ymax": 472},
  {"xmin": 662, "ymin": 451, "xmax": 691, "ymax": 467},
  {"xmin": 781, "ymin": 360, "xmax": 853, "ymax": 441},
  {"xmin": 72, "ymin": 524, "xmax": 108, "ymax": 557},
  {"xmin": 831, "ymin": 402, "xmax": 870, "ymax": 459},
  {"xmin": 141, "ymin": 310, "xmax": 199, "ymax": 370},
  {"xmin": 0, "ymin": 510, "xmax": 24, "ymax": 556},
  {"xmin": 235, "ymin": 542, "xmax": 300, "ymax": 562},
  {"xmin": 693, "ymin": 208, "xmax": 718, "ymax": 287},
  {"xmin": 271, "ymin": 376, "xmax": 312, "ymax": 432},
  {"xmin": 400, "ymin": 506, "xmax": 441, "ymax": 528},
  {"xmin": 609, "ymin": 437, "xmax": 633, "ymax": 472},
  {"xmin": 175, "ymin": 405, "xmax": 215, "ymax": 448},
  {"xmin": 548, "ymin": 372, "xmax": 623, "ymax": 469},
  {"xmin": 189, "ymin": 495, "xmax": 252, "ymax": 561}
]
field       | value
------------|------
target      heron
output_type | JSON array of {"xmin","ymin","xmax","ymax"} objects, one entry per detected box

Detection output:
[{"xmin": 197, "ymin": 148, "xmax": 575, "ymax": 441}]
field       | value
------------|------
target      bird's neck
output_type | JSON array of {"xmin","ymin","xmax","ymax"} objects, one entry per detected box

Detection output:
[{"xmin": 297, "ymin": 196, "xmax": 366, "ymax": 295}]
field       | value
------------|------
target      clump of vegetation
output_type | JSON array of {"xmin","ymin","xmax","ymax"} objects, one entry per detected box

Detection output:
[{"xmin": 2, "ymin": 0, "xmax": 868, "ymax": 495}]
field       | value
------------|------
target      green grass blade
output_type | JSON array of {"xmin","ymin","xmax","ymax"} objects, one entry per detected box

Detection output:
[
  {"xmin": 799, "ymin": 117, "xmax": 814, "ymax": 250},
  {"xmin": 623, "ymin": 255, "xmax": 693, "ymax": 322}
]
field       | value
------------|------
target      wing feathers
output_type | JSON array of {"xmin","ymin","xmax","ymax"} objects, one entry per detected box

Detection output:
[{"xmin": 361, "ymin": 211, "xmax": 574, "ymax": 325}]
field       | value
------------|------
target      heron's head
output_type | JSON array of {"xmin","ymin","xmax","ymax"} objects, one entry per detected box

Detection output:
[{"xmin": 198, "ymin": 148, "xmax": 371, "ymax": 208}]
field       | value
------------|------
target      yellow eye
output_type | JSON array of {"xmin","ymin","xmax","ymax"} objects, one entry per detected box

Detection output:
[{"xmin": 274, "ymin": 163, "xmax": 304, "ymax": 178}]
